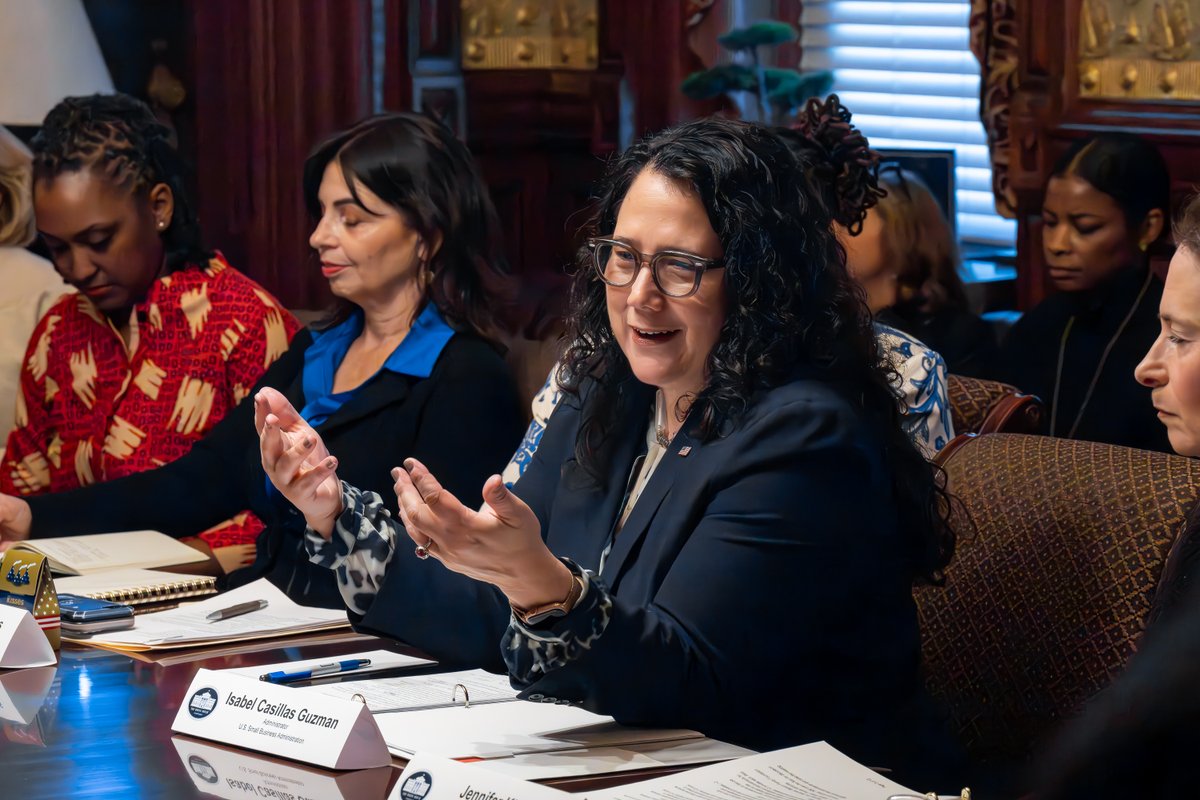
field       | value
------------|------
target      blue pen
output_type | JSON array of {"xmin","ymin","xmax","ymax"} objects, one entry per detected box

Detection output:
[{"xmin": 259, "ymin": 658, "xmax": 372, "ymax": 684}]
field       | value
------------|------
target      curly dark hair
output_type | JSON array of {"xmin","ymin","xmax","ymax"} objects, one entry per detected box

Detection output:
[
  {"xmin": 775, "ymin": 94, "xmax": 886, "ymax": 236},
  {"xmin": 303, "ymin": 112, "xmax": 512, "ymax": 342},
  {"xmin": 30, "ymin": 92, "xmax": 209, "ymax": 272},
  {"xmin": 559, "ymin": 116, "xmax": 954, "ymax": 584}
]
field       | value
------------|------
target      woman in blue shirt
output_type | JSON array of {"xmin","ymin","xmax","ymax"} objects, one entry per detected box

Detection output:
[{"xmin": 0, "ymin": 112, "xmax": 524, "ymax": 608}]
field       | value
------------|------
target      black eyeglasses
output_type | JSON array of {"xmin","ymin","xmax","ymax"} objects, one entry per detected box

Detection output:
[{"xmin": 587, "ymin": 237, "xmax": 724, "ymax": 299}]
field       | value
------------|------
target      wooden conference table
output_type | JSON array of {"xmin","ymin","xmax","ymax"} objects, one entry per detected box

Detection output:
[{"xmin": 0, "ymin": 633, "xmax": 672, "ymax": 800}]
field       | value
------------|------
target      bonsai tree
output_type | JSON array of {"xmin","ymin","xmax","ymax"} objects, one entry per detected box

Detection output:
[{"xmin": 681, "ymin": 20, "xmax": 833, "ymax": 126}]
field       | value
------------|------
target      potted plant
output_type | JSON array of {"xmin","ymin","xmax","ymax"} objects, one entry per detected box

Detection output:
[{"xmin": 681, "ymin": 20, "xmax": 833, "ymax": 126}]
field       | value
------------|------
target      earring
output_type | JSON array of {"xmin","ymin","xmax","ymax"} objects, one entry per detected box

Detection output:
[
  {"xmin": 1139, "ymin": 240, "xmax": 1149, "ymax": 252},
  {"xmin": 157, "ymin": 220, "xmax": 167, "ymax": 230}
]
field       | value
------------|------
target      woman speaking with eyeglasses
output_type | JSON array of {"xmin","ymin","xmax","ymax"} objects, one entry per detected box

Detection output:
[{"xmin": 257, "ymin": 117, "xmax": 959, "ymax": 787}]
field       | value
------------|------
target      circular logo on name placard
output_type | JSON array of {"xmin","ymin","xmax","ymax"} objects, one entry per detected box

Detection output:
[
  {"xmin": 188, "ymin": 687, "xmax": 219, "ymax": 719},
  {"xmin": 187, "ymin": 755, "xmax": 219, "ymax": 783},
  {"xmin": 399, "ymin": 771, "xmax": 433, "ymax": 800}
]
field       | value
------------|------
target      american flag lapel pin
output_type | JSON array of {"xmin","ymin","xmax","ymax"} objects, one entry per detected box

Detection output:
[{"xmin": 678, "ymin": 445, "xmax": 691, "ymax": 457}]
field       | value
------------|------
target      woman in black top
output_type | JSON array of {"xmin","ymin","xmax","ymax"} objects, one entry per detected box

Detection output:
[
  {"xmin": 999, "ymin": 133, "xmax": 1171, "ymax": 452},
  {"xmin": 0, "ymin": 113, "xmax": 524, "ymax": 607}
]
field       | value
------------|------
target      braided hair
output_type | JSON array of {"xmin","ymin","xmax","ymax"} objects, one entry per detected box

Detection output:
[
  {"xmin": 774, "ymin": 94, "xmax": 885, "ymax": 236},
  {"xmin": 30, "ymin": 93, "xmax": 209, "ymax": 272}
]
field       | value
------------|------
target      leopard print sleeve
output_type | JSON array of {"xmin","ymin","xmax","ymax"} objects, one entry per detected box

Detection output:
[
  {"xmin": 503, "ymin": 565, "xmax": 614, "ymax": 685},
  {"xmin": 304, "ymin": 480, "xmax": 396, "ymax": 616}
]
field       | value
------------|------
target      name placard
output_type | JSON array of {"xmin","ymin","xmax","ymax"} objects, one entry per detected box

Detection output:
[
  {"xmin": 391, "ymin": 754, "xmax": 568, "ymax": 800},
  {"xmin": 0, "ymin": 604, "xmax": 56, "ymax": 669},
  {"xmin": 171, "ymin": 668, "xmax": 390, "ymax": 770}
]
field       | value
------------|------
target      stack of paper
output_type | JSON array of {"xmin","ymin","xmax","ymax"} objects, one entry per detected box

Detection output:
[
  {"xmin": 392, "ymin": 741, "xmax": 923, "ymax": 799},
  {"xmin": 62, "ymin": 579, "xmax": 349, "ymax": 651},
  {"xmin": 275, "ymin": 666, "xmax": 749, "ymax": 778}
]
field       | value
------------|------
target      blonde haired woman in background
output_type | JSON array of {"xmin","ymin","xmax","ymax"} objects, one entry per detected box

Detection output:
[
  {"xmin": 844, "ymin": 164, "xmax": 998, "ymax": 379},
  {"xmin": 0, "ymin": 126, "xmax": 71, "ymax": 458}
]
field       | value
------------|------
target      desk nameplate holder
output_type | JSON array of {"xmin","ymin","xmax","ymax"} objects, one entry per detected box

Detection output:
[
  {"xmin": 392, "ymin": 754, "xmax": 568, "ymax": 800},
  {"xmin": 171, "ymin": 668, "xmax": 390, "ymax": 770},
  {"xmin": 0, "ymin": 604, "xmax": 57, "ymax": 669},
  {"xmin": 0, "ymin": 550, "xmax": 59, "ymax": 651}
]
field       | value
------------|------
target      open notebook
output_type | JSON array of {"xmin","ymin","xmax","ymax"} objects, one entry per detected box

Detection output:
[
  {"xmin": 55, "ymin": 568, "xmax": 217, "ymax": 606},
  {"xmin": 10, "ymin": 530, "xmax": 209, "ymax": 575}
]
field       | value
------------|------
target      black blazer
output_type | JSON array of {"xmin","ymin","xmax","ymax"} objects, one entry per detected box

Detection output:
[
  {"xmin": 515, "ymin": 375, "xmax": 950, "ymax": 783},
  {"xmin": 356, "ymin": 370, "xmax": 952, "ymax": 784},
  {"xmin": 27, "ymin": 327, "xmax": 524, "ymax": 608}
]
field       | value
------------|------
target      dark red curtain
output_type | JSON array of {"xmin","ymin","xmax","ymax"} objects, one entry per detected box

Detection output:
[{"xmin": 188, "ymin": 0, "xmax": 374, "ymax": 310}]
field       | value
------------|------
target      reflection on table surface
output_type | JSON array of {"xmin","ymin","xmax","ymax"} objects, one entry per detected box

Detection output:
[{"xmin": 0, "ymin": 633, "xmax": 409, "ymax": 800}]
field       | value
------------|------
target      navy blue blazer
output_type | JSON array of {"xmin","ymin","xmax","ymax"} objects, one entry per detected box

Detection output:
[
  {"xmin": 360, "ymin": 368, "xmax": 951, "ymax": 783},
  {"xmin": 509, "ymin": 372, "xmax": 950, "ymax": 783}
]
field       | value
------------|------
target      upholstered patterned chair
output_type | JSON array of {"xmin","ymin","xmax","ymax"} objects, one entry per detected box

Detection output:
[
  {"xmin": 946, "ymin": 374, "xmax": 1042, "ymax": 435},
  {"xmin": 916, "ymin": 433, "xmax": 1200, "ymax": 772}
]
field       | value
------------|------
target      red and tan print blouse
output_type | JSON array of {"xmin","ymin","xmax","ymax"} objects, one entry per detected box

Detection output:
[{"xmin": 2, "ymin": 253, "xmax": 301, "ymax": 548}]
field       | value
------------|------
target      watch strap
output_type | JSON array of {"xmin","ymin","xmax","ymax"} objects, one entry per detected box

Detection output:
[{"xmin": 512, "ymin": 559, "xmax": 587, "ymax": 625}]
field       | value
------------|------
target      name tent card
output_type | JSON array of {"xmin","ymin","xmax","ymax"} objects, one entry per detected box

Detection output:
[
  {"xmin": 392, "ymin": 755, "xmax": 568, "ymax": 800},
  {"xmin": 0, "ymin": 605, "xmax": 57, "ymax": 669},
  {"xmin": 171, "ymin": 669, "xmax": 390, "ymax": 770},
  {"xmin": 0, "ymin": 550, "xmax": 59, "ymax": 649}
]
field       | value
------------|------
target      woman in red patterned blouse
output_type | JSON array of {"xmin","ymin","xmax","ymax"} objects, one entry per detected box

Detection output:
[{"xmin": 0, "ymin": 94, "xmax": 300, "ymax": 569}]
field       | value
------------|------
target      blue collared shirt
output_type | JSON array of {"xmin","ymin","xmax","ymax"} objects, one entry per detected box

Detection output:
[{"xmin": 299, "ymin": 303, "xmax": 456, "ymax": 428}]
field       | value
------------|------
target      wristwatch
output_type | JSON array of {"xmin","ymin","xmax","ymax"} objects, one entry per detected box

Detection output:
[{"xmin": 512, "ymin": 559, "xmax": 588, "ymax": 626}]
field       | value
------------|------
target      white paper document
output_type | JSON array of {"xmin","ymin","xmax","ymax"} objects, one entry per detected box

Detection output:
[
  {"xmin": 394, "ymin": 742, "xmax": 920, "ymax": 800},
  {"xmin": 375, "ymin": 695, "xmax": 703, "ymax": 760},
  {"xmin": 63, "ymin": 579, "xmax": 349, "ymax": 651},
  {"xmin": 308, "ymin": 667, "xmax": 514, "ymax": 712},
  {"xmin": 586, "ymin": 741, "xmax": 918, "ymax": 800},
  {"xmin": 478, "ymin": 737, "xmax": 755, "ymax": 781},
  {"xmin": 11, "ymin": 530, "xmax": 208, "ymax": 574},
  {"xmin": 0, "ymin": 604, "xmax": 56, "ymax": 668}
]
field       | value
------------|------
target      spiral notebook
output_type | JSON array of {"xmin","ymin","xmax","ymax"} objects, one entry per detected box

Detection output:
[{"xmin": 54, "ymin": 568, "xmax": 217, "ymax": 606}]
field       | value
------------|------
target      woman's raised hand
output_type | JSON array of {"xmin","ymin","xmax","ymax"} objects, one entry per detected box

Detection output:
[
  {"xmin": 254, "ymin": 387, "xmax": 342, "ymax": 538},
  {"xmin": 392, "ymin": 459, "xmax": 572, "ymax": 610},
  {"xmin": 0, "ymin": 493, "xmax": 32, "ymax": 550}
]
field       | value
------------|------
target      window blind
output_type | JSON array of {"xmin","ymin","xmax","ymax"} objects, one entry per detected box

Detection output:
[{"xmin": 800, "ymin": 0, "xmax": 1016, "ymax": 246}]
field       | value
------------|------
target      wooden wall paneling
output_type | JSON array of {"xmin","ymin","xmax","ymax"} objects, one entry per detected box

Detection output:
[
  {"xmin": 383, "ymin": 0, "xmax": 413, "ymax": 110},
  {"xmin": 465, "ymin": 67, "xmax": 620, "ymax": 286},
  {"xmin": 188, "ymin": 0, "xmax": 374, "ymax": 311},
  {"xmin": 1008, "ymin": 0, "xmax": 1200, "ymax": 308},
  {"xmin": 409, "ymin": 0, "xmax": 465, "ymax": 136}
]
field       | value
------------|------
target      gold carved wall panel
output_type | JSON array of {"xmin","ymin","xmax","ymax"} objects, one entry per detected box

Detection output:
[
  {"xmin": 461, "ymin": 0, "xmax": 599, "ymax": 70},
  {"xmin": 1079, "ymin": 0, "xmax": 1200, "ymax": 99}
]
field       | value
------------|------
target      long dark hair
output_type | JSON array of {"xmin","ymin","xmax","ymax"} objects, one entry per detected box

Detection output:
[
  {"xmin": 30, "ymin": 92, "xmax": 209, "ymax": 272},
  {"xmin": 302, "ymin": 112, "xmax": 511, "ymax": 342},
  {"xmin": 560, "ymin": 116, "xmax": 955, "ymax": 584}
]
